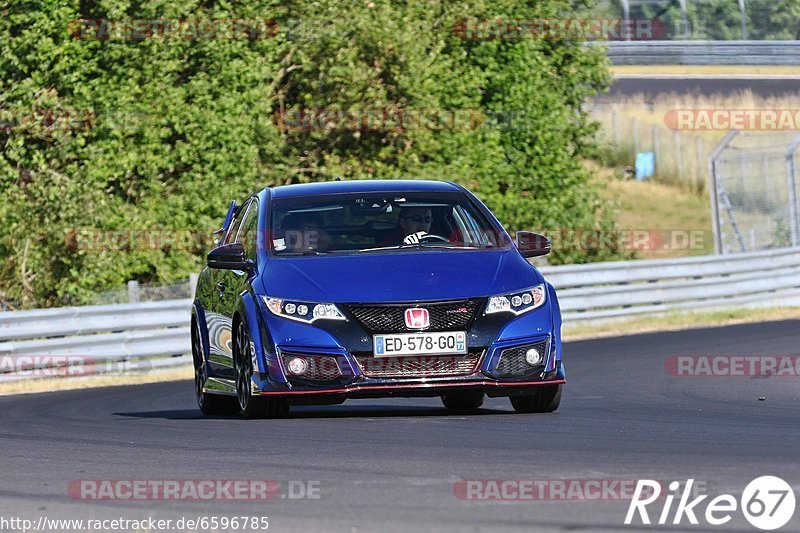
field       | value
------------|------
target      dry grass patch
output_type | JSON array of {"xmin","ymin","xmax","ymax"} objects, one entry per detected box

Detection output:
[
  {"xmin": 564, "ymin": 307, "xmax": 800, "ymax": 341},
  {"xmin": 588, "ymin": 161, "xmax": 713, "ymax": 258},
  {"xmin": 590, "ymin": 90, "xmax": 800, "ymax": 195},
  {"xmin": 0, "ymin": 365, "xmax": 193, "ymax": 396}
]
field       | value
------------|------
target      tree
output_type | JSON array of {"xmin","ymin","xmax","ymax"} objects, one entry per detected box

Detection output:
[{"xmin": 0, "ymin": 0, "xmax": 618, "ymax": 307}]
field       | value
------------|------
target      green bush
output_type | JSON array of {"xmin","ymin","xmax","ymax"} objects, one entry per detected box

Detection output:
[{"xmin": 0, "ymin": 0, "xmax": 621, "ymax": 308}]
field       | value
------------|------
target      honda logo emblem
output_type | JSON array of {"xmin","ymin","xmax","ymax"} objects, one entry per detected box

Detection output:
[{"xmin": 404, "ymin": 308, "xmax": 430, "ymax": 329}]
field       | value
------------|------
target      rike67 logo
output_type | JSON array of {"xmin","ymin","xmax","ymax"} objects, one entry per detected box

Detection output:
[{"xmin": 625, "ymin": 477, "xmax": 796, "ymax": 530}]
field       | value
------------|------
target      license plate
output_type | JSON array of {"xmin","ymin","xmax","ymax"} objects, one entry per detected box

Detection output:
[{"xmin": 373, "ymin": 331, "xmax": 467, "ymax": 357}]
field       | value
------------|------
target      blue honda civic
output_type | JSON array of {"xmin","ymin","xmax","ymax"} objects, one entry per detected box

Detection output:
[{"xmin": 191, "ymin": 180, "xmax": 564, "ymax": 418}]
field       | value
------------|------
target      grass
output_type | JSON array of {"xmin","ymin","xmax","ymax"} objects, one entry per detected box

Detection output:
[
  {"xmin": 590, "ymin": 90, "xmax": 800, "ymax": 195},
  {"xmin": 613, "ymin": 65, "xmax": 800, "ymax": 76},
  {"xmin": 588, "ymin": 160, "xmax": 714, "ymax": 258},
  {"xmin": 564, "ymin": 306, "xmax": 800, "ymax": 341},
  {"xmin": 589, "ymin": 90, "xmax": 800, "ymax": 253},
  {"xmin": 0, "ymin": 365, "xmax": 192, "ymax": 396}
]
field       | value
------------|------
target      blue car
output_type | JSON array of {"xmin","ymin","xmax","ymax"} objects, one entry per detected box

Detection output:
[{"xmin": 191, "ymin": 180, "xmax": 564, "ymax": 418}]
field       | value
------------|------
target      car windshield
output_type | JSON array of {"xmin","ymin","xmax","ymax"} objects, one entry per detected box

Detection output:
[{"xmin": 270, "ymin": 191, "xmax": 512, "ymax": 255}]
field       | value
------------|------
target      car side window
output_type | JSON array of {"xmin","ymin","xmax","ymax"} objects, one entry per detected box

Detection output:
[
  {"xmin": 223, "ymin": 199, "xmax": 251, "ymax": 245},
  {"xmin": 452, "ymin": 205, "xmax": 481, "ymax": 245},
  {"xmin": 236, "ymin": 199, "xmax": 259, "ymax": 261}
]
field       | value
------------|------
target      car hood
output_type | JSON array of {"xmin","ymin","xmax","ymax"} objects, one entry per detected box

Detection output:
[{"xmin": 259, "ymin": 249, "xmax": 543, "ymax": 303}]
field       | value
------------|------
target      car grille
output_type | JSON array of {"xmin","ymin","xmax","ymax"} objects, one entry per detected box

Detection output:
[
  {"xmin": 343, "ymin": 299, "xmax": 483, "ymax": 333},
  {"xmin": 495, "ymin": 339, "xmax": 548, "ymax": 378},
  {"xmin": 354, "ymin": 351, "xmax": 483, "ymax": 378},
  {"xmin": 281, "ymin": 352, "xmax": 342, "ymax": 380}
]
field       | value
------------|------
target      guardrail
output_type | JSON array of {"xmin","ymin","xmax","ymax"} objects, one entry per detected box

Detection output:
[
  {"xmin": 605, "ymin": 41, "xmax": 800, "ymax": 66},
  {"xmin": 541, "ymin": 246, "xmax": 800, "ymax": 321},
  {"xmin": 2, "ymin": 246, "xmax": 799, "ymax": 383},
  {"xmin": 0, "ymin": 300, "xmax": 192, "ymax": 384}
]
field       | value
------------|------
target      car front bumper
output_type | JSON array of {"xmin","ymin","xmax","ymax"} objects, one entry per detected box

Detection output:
[
  {"xmin": 252, "ymin": 359, "xmax": 565, "ymax": 403},
  {"xmin": 251, "ymin": 287, "xmax": 564, "ymax": 401}
]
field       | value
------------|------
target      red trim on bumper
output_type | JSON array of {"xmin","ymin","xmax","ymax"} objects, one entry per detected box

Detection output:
[{"xmin": 257, "ymin": 379, "xmax": 565, "ymax": 396}]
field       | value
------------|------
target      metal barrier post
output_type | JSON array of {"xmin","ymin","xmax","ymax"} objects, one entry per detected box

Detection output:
[
  {"xmin": 189, "ymin": 273, "xmax": 199, "ymax": 294},
  {"xmin": 127, "ymin": 280, "xmax": 140, "ymax": 303},
  {"xmin": 620, "ymin": 0, "xmax": 630, "ymax": 41},
  {"xmin": 785, "ymin": 135, "xmax": 800, "ymax": 247},
  {"xmin": 678, "ymin": 0, "xmax": 688, "ymax": 38},
  {"xmin": 696, "ymin": 137, "xmax": 703, "ymax": 190},
  {"xmin": 738, "ymin": 0, "xmax": 748, "ymax": 39},
  {"xmin": 652, "ymin": 125, "xmax": 659, "ymax": 170},
  {"xmin": 708, "ymin": 130, "xmax": 740, "ymax": 255}
]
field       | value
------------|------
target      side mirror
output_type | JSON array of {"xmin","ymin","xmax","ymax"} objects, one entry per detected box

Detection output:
[
  {"xmin": 207, "ymin": 243, "xmax": 253, "ymax": 270},
  {"xmin": 516, "ymin": 231, "xmax": 551, "ymax": 258}
]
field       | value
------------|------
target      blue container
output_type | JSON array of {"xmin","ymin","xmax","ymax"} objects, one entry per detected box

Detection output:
[{"xmin": 635, "ymin": 151, "xmax": 655, "ymax": 180}]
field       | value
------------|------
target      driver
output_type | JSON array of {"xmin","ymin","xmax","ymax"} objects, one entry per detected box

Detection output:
[{"xmin": 398, "ymin": 207, "xmax": 432, "ymax": 244}]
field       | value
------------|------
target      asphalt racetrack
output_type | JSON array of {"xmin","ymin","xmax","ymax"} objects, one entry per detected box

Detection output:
[
  {"xmin": 1, "ymin": 320, "xmax": 798, "ymax": 532},
  {"xmin": 609, "ymin": 76, "xmax": 800, "ymax": 98}
]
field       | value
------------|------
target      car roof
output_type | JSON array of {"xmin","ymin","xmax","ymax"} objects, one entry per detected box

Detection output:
[{"xmin": 269, "ymin": 179, "xmax": 462, "ymax": 199}]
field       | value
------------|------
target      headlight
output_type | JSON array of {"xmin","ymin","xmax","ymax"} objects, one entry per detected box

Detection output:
[
  {"xmin": 485, "ymin": 284, "xmax": 546, "ymax": 316},
  {"xmin": 261, "ymin": 296, "xmax": 347, "ymax": 323}
]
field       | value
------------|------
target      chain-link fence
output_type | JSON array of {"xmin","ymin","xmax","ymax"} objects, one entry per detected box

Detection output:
[
  {"xmin": 586, "ymin": 0, "xmax": 798, "ymax": 40},
  {"xmin": 590, "ymin": 102, "xmax": 714, "ymax": 193},
  {"xmin": 710, "ymin": 131, "xmax": 800, "ymax": 254}
]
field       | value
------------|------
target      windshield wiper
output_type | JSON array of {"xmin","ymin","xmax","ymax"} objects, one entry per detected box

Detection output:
[
  {"xmin": 358, "ymin": 245, "xmax": 413, "ymax": 253},
  {"xmin": 358, "ymin": 243, "xmax": 490, "ymax": 253},
  {"xmin": 276, "ymin": 249, "xmax": 329, "ymax": 256},
  {"xmin": 418, "ymin": 243, "xmax": 488, "ymax": 250}
]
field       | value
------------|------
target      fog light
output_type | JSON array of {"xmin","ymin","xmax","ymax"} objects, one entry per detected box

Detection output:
[
  {"xmin": 287, "ymin": 357, "xmax": 308, "ymax": 375},
  {"xmin": 525, "ymin": 348, "xmax": 542, "ymax": 366}
]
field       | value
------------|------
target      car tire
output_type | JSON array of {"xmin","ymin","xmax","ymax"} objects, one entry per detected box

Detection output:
[
  {"xmin": 441, "ymin": 391, "xmax": 485, "ymax": 410},
  {"xmin": 235, "ymin": 321, "xmax": 290, "ymax": 419},
  {"xmin": 192, "ymin": 318, "xmax": 238, "ymax": 416},
  {"xmin": 509, "ymin": 384, "xmax": 562, "ymax": 413}
]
